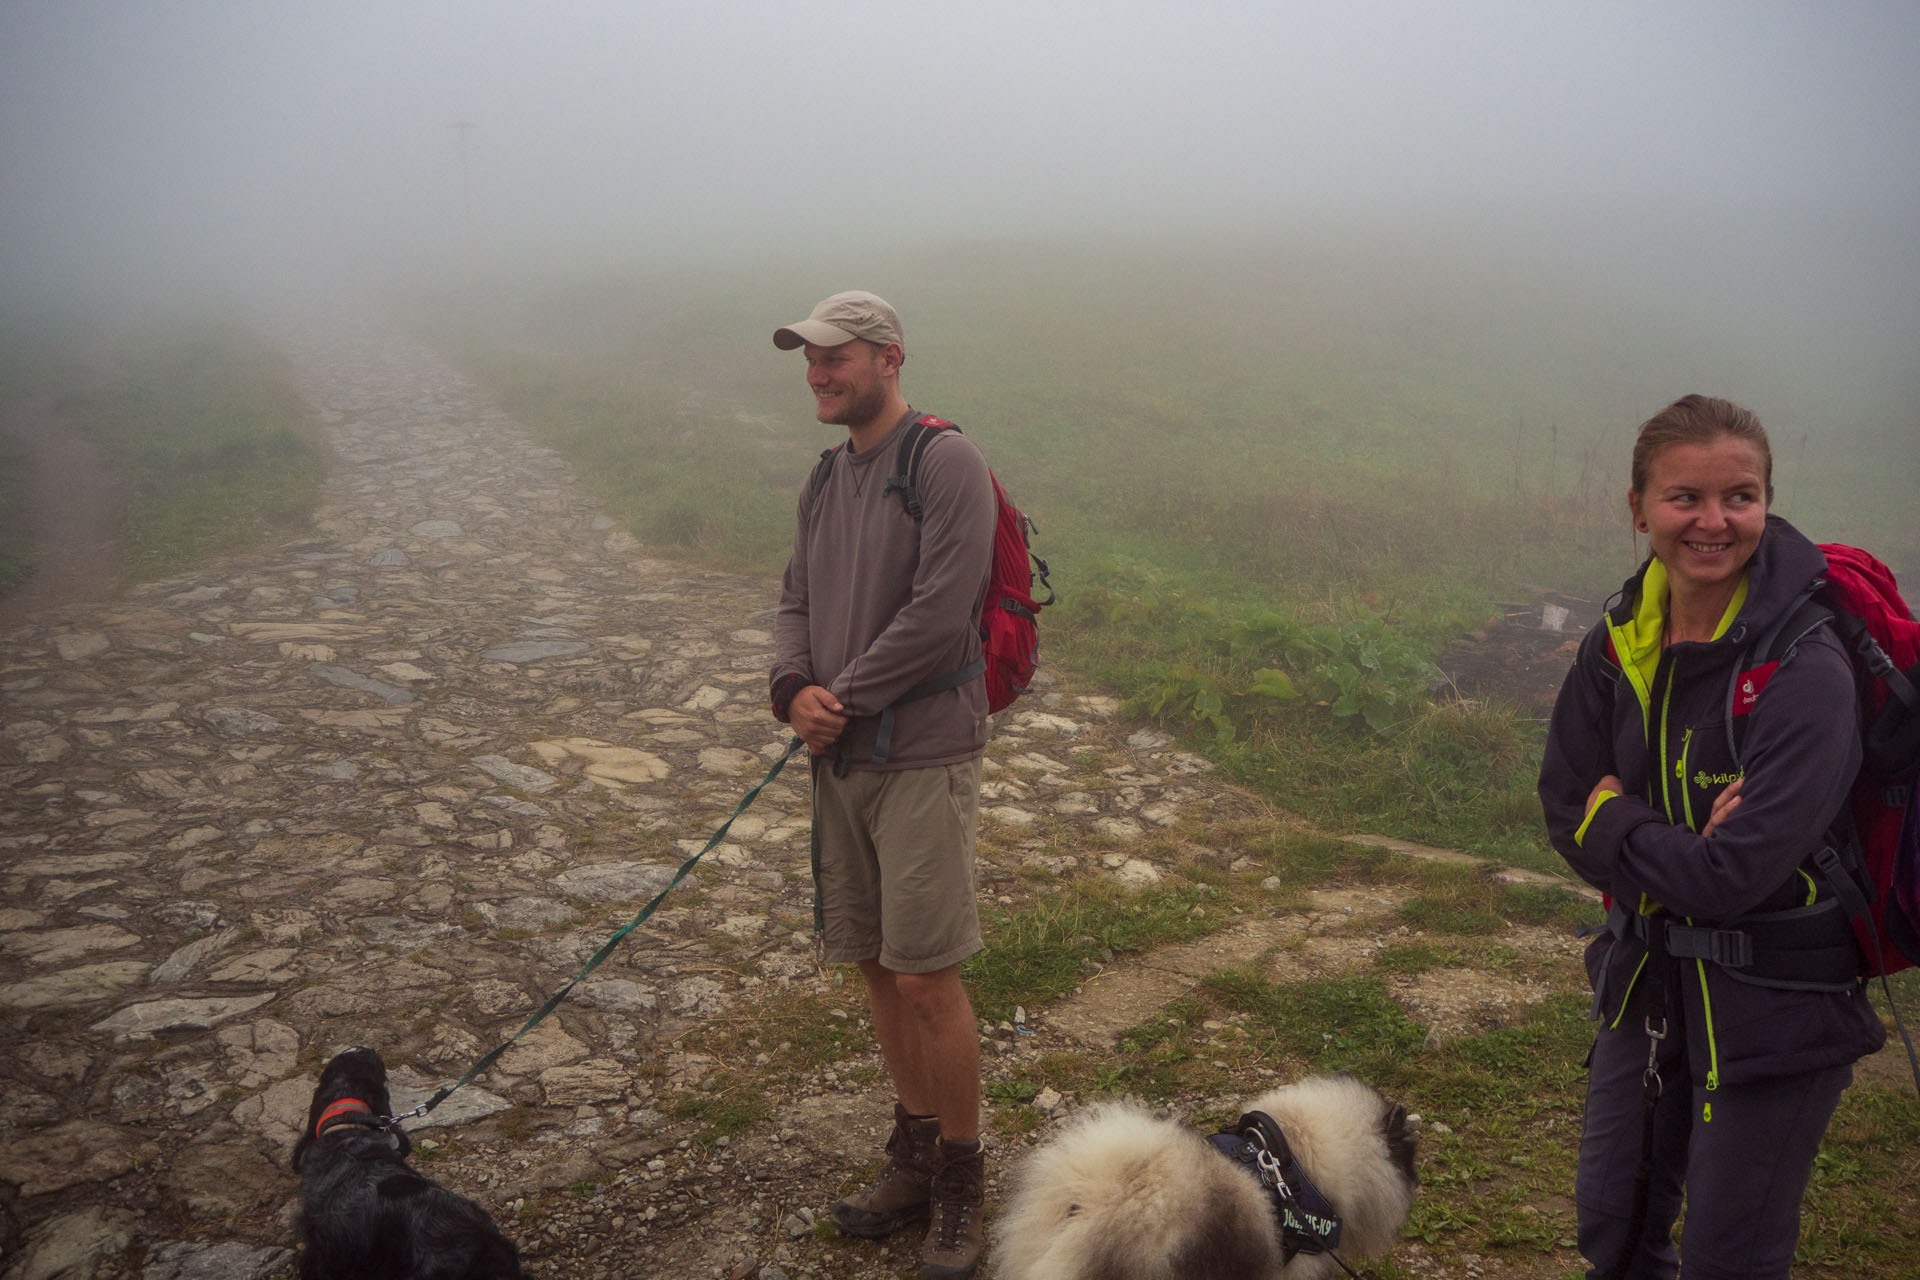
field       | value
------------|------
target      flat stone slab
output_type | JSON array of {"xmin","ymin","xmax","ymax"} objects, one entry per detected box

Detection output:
[
  {"xmin": 697, "ymin": 746, "xmax": 758, "ymax": 774},
  {"xmin": 9, "ymin": 1207, "xmax": 137, "ymax": 1280},
  {"xmin": 409, "ymin": 519, "xmax": 465, "ymax": 538},
  {"xmin": 540, "ymin": 1061, "xmax": 630, "ymax": 1106},
  {"xmin": 0, "ymin": 962, "xmax": 151, "ymax": 1011},
  {"xmin": 386, "ymin": 1070, "xmax": 514, "ymax": 1130},
  {"xmin": 476, "ymin": 897, "xmax": 580, "ymax": 931},
  {"xmin": 54, "ymin": 632, "xmax": 111, "ymax": 661},
  {"xmin": 0, "ymin": 1121, "xmax": 162, "ymax": 1196},
  {"xmin": 551, "ymin": 860, "xmax": 680, "ymax": 903},
  {"xmin": 199, "ymin": 705, "xmax": 285, "ymax": 737},
  {"xmin": 481, "ymin": 640, "xmax": 588, "ymax": 664},
  {"xmin": 308, "ymin": 662, "xmax": 415, "ymax": 705},
  {"xmin": 12, "ymin": 851, "xmax": 147, "ymax": 876},
  {"xmin": 528, "ymin": 738, "xmax": 669, "ymax": 786},
  {"xmin": 89, "ymin": 994, "xmax": 275, "ymax": 1037},
  {"xmin": 139, "ymin": 1240, "xmax": 292, "ymax": 1280},
  {"xmin": 227, "ymin": 622, "xmax": 372, "ymax": 642},
  {"xmin": 495, "ymin": 1021, "xmax": 589, "ymax": 1076},
  {"xmin": 469, "ymin": 755, "xmax": 561, "ymax": 792},
  {"xmin": 2, "ymin": 924, "xmax": 142, "ymax": 966},
  {"xmin": 576, "ymin": 977, "xmax": 659, "ymax": 1014},
  {"xmin": 147, "ymin": 926, "xmax": 233, "ymax": 985}
]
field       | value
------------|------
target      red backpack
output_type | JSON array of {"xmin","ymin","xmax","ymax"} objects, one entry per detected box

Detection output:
[
  {"xmin": 1737, "ymin": 543, "xmax": 1920, "ymax": 1097},
  {"xmin": 888, "ymin": 415, "xmax": 1052, "ymax": 713},
  {"xmin": 1744, "ymin": 544, "xmax": 1920, "ymax": 977}
]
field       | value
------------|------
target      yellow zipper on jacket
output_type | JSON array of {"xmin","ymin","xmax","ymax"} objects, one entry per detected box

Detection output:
[
  {"xmin": 1659, "ymin": 653, "xmax": 1723, "ymax": 1114},
  {"xmin": 1657, "ymin": 660, "xmax": 1679, "ymax": 824},
  {"xmin": 1676, "ymin": 727, "xmax": 1697, "ymax": 832},
  {"xmin": 1691, "ymin": 938, "xmax": 1721, "ymax": 1119}
]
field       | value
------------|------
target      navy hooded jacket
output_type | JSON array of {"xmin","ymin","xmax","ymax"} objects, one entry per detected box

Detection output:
[{"xmin": 1540, "ymin": 514, "xmax": 1885, "ymax": 1085}]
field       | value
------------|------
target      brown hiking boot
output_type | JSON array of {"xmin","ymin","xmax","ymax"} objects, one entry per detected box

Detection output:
[
  {"xmin": 829, "ymin": 1104, "xmax": 939, "ymax": 1238},
  {"xmin": 919, "ymin": 1138, "xmax": 986, "ymax": 1280}
]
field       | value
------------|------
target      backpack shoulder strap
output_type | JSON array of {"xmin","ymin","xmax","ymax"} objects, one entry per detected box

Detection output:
[
  {"xmin": 807, "ymin": 444, "xmax": 840, "ymax": 503},
  {"xmin": 885, "ymin": 414, "xmax": 958, "ymax": 524},
  {"xmin": 1757, "ymin": 591, "xmax": 1834, "ymax": 666},
  {"xmin": 1727, "ymin": 589, "xmax": 1833, "ymax": 769}
]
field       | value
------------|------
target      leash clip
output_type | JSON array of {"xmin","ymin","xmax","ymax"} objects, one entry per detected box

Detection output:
[
  {"xmin": 1254, "ymin": 1145, "xmax": 1294, "ymax": 1197},
  {"xmin": 1243, "ymin": 1125, "xmax": 1296, "ymax": 1199},
  {"xmin": 383, "ymin": 1102, "xmax": 428, "ymax": 1129},
  {"xmin": 1642, "ymin": 1015, "xmax": 1667, "ymax": 1096}
]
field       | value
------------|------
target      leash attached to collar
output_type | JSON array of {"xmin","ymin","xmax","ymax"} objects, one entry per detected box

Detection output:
[{"xmin": 1211, "ymin": 1109, "xmax": 1377, "ymax": 1278}]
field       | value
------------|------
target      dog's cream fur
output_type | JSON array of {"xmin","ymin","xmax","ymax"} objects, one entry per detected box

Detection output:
[{"xmin": 993, "ymin": 1075, "xmax": 1416, "ymax": 1280}]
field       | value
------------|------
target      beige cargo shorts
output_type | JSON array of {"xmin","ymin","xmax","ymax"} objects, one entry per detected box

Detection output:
[{"xmin": 810, "ymin": 756, "xmax": 984, "ymax": 973}]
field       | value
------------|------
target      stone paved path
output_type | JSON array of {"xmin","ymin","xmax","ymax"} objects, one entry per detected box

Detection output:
[{"xmin": 1, "ymin": 322, "xmax": 1340, "ymax": 1279}]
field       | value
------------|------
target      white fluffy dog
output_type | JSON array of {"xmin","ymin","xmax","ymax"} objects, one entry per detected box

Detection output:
[{"xmin": 993, "ymin": 1074, "xmax": 1417, "ymax": 1280}]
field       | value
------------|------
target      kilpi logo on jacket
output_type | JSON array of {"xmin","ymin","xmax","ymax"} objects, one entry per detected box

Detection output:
[
  {"xmin": 1694, "ymin": 770, "xmax": 1742, "ymax": 789},
  {"xmin": 1732, "ymin": 660, "xmax": 1780, "ymax": 715}
]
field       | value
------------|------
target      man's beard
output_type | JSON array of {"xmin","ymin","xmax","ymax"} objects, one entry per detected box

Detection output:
[{"xmin": 819, "ymin": 382, "xmax": 889, "ymax": 430}]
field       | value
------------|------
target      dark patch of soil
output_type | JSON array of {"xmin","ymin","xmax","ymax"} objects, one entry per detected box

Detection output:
[
  {"xmin": 1437, "ymin": 589, "xmax": 1607, "ymax": 713},
  {"xmin": 0, "ymin": 392, "xmax": 127, "ymax": 625}
]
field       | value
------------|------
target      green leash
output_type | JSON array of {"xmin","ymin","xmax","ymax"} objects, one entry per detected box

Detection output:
[{"xmin": 388, "ymin": 735, "xmax": 807, "ymax": 1126}]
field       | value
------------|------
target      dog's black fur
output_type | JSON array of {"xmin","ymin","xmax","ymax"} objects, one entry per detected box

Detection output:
[{"xmin": 291, "ymin": 1048, "xmax": 523, "ymax": 1280}]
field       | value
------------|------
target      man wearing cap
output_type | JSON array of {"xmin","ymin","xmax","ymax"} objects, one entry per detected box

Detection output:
[{"xmin": 768, "ymin": 291, "xmax": 996, "ymax": 1279}]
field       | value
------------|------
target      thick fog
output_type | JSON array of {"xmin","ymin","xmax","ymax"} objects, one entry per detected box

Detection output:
[{"xmin": 5, "ymin": 0, "xmax": 1918, "ymax": 394}]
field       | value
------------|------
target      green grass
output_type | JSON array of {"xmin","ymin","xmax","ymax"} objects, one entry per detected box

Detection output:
[
  {"xmin": 1393, "ymin": 864, "xmax": 1600, "ymax": 937},
  {"xmin": 963, "ymin": 878, "xmax": 1229, "ymax": 1022},
  {"xmin": 69, "ymin": 320, "xmax": 325, "ymax": 581}
]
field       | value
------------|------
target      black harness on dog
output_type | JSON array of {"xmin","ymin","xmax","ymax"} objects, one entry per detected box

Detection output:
[{"xmin": 1209, "ymin": 1109, "xmax": 1350, "ymax": 1267}]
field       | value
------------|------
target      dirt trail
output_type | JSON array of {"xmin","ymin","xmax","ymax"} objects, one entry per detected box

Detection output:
[
  {"xmin": 0, "ymin": 392, "xmax": 127, "ymax": 627},
  {"xmin": 0, "ymin": 317, "xmax": 1592, "ymax": 1280}
]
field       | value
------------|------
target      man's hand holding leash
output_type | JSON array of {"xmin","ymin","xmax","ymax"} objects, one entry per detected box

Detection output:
[{"xmin": 788, "ymin": 684, "xmax": 848, "ymax": 753}]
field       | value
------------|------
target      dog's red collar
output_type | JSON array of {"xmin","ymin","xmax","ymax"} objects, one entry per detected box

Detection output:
[{"xmin": 314, "ymin": 1097, "xmax": 380, "ymax": 1139}]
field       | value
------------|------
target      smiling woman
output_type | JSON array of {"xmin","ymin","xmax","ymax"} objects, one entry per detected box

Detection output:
[{"xmin": 1540, "ymin": 393, "xmax": 1884, "ymax": 1279}]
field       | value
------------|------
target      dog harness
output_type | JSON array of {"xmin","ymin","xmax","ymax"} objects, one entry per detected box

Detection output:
[{"xmin": 1209, "ymin": 1110, "xmax": 1343, "ymax": 1261}]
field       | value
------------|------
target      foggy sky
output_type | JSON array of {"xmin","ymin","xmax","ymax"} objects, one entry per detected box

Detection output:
[{"xmin": 4, "ymin": 0, "xmax": 1919, "ymax": 329}]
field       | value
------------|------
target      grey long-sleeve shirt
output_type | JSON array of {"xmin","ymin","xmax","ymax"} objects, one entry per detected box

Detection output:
[{"xmin": 772, "ymin": 409, "xmax": 995, "ymax": 769}]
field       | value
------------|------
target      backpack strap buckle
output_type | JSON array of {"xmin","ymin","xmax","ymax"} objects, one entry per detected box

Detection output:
[{"xmin": 1664, "ymin": 923, "xmax": 1754, "ymax": 969}]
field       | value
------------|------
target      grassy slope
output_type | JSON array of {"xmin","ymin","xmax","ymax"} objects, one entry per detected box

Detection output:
[
  {"xmin": 73, "ymin": 321, "xmax": 327, "ymax": 582},
  {"xmin": 422, "ymin": 242, "xmax": 1914, "ymax": 869}
]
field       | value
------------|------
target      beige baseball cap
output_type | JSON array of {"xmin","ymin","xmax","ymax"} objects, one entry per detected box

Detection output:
[{"xmin": 772, "ymin": 290, "xmax": 904, "ymax": 351}]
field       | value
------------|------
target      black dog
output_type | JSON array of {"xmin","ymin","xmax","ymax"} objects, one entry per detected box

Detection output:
[{"xmin": 291, "ymin": 1047, "xmax": 524, "ymax": 1280}]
